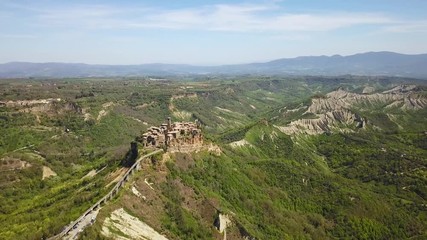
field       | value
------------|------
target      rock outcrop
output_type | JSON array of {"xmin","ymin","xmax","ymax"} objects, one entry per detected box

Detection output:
[
  {"xmin": 42, "ymin": 166, "xmax": 57, "ymax": 180},
  {"xmin": 101, "ymin": 208, "xmax": 168, "ymax": 240},
  {"xmin": 1, "ymin": 98, "xmax": 84, "ymax": 119},
  {"xmin": 0, "ymin": 157, "xmax": 32, "ymax": 171}
]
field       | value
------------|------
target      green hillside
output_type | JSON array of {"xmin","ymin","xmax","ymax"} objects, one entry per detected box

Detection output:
[{"xmin": 0, "ymin": 76, "xmax": 426, "ymax": 239}]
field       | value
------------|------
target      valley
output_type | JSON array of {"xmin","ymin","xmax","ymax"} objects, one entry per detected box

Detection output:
[{"xmin": 0, "ymin": 76, "xmax": 426, "ymax": 239}]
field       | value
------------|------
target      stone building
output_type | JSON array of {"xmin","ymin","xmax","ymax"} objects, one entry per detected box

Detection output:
[{"xmin": 138, "ymin": 117, "xmax": 203, "ymax": 150}]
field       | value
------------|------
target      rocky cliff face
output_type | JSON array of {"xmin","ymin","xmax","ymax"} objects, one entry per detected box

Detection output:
[
  {"xmin": 277, "ymin": 85, "xmax": 427, "ymax": 135},
  {"xmin": 1, "ymin": 98, "xmax": 83, "ymax": 115}
]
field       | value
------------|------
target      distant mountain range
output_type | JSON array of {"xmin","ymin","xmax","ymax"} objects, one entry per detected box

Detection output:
[{"xmin": 1, "ymin": 51, "xmax": 427, "ymax": 78}]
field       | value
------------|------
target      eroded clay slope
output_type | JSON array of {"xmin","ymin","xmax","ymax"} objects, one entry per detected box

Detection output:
[{"xmin": 277, "ymin": 85, "xmax": 427, "ymax": 135}]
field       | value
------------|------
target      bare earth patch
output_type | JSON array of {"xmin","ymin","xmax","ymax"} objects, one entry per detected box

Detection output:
[
  {"xmin": 274, "ymin": 86, "xmax": 427, "ymax": 135},
  {"xmin": 218, "ymin": 214, "xmax": 232, "ymax": 233},
  {"xmin": 207, "ymin": 143, "xmax": 222, "ymax": 156},
  {"xmin": 101, "ymin": 208, "xmax": 169, "ymax": 240},
  {"xmin": 0, "ymin": 157, "xmax": 32, "ymax": 171},
  {"xmin": 42, "ymin": 166, "xmax": 57, "ymax": 180},
  {"xmin": 229, "ymin": 139, "xmax": 252, "ymax": 148},
  {"xmin": 131, "ymin": 185, "xmax": 145, "ymax": 200},
  {"xmin": 97, "ymin": 101, "xmax": 116, "ymax": 121},
  {"xmin": 97, "ymin": 109, "xmax": 108, "ymax": 121},
  {"xmin": 82, "ymin": 169, "xmax": 97, "ymax": 179}
]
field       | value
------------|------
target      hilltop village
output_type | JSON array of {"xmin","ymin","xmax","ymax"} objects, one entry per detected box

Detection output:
[{"xmin": 137, "ymin": 117, "xmax": 203, "ymax": 152}]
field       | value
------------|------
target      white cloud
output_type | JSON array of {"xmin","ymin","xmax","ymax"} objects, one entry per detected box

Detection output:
[
  {"xmin": 7, "ymin": 2, "xmax": 426, "ymax": 35},
  {"xmin": 383, "ymin": 21, "xmax": 427, "ymax": 33},
  {"xmin": 123, "ymin": 4, "xmax": 392, "ymax": 32},
  {"xmin": 266, "ymin": 13, "xmax": 391, "ymax": 31},
  {"xmin": 0, "ymin": 34, "xmax": 38, "ymax": 39}
]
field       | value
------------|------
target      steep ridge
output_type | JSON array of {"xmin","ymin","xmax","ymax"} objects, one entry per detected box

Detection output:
[{"xmin": 277, "ymin": 85, "xmax": 427, "ymax": 135}]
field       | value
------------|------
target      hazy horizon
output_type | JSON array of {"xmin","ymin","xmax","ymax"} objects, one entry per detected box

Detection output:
[
  {"xmin": 1, "ymin": 0, "xmax": 427, "ymax": 65},
  {"xmin": 1, "ymin": 51, "xmax": 427, "ymax": 66}
]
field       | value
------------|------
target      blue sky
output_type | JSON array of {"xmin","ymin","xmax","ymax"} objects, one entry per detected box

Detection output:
[{"xmin": 1, "ymin": 0, "xmax": 427, "ymax": 65}]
